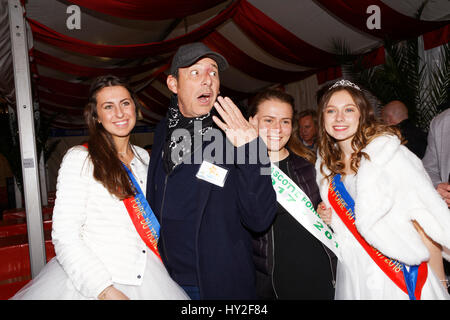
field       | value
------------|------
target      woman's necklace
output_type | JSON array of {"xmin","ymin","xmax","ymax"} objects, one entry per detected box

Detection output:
[{"xmin": 118, "ymin": 145, "xmax": 133, "ymax": 168}]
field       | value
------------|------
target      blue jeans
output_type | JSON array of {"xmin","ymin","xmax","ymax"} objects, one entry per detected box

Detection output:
[{"xmin": 181, "ymin": 285, "xmax": 200, "ymax": 300}]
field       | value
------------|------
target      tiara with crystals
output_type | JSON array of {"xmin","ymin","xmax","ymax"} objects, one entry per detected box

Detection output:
[{"xmin": 329, "ymin": 79, "xmax": 361, "ymax": 91}]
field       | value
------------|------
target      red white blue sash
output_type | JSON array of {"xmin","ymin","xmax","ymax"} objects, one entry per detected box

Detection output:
[
  {"xmin": 122, "ymin": 164, "xmax": 161, "ymax": 261},
  {"xmin": 328, "ymin": 174, "xmax": 427, "ymax": 300}
]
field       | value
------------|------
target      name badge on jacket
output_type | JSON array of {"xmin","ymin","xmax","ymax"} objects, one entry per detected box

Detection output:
[{"xmin": 196, "ymin": 160, "xmax": 228, "ymax": 187}]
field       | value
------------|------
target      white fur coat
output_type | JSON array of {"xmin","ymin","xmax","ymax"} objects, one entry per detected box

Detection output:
[{"xmin": 316, "ymin": 135, "xmax": 450, "ymax": 266}]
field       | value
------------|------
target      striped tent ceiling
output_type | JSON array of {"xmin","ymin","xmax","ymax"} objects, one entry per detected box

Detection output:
[{"xmin": 3, "ymin": 0, "xmax": 450, "ymax": 128}]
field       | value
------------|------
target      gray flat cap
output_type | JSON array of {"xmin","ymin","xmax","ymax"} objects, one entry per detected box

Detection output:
[{"xmin": 169, "ymin": 42, "xmax": 228, "ymax": 75}]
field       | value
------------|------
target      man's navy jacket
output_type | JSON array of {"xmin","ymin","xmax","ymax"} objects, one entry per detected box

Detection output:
[{"xmin": 146, "ymin": 117, "xmax": 277, "ymax": 299}]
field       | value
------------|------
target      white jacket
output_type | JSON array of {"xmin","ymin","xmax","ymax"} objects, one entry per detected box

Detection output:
[
  {"xmin": 51, "ymin": 145, "xmax": 150, "ymax": 299},
  {"xmin": 316, "ymin": 135, "xmax": 450, "ymax": 266}
]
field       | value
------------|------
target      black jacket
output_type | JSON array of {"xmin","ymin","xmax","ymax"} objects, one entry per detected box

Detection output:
[
  {"xmin": 252, "ymin": 152, "xmax": 337, "ymax": 299},
  {"xmin": 146, "ymin": 118, "xmax": 277, "ymax": 299}
]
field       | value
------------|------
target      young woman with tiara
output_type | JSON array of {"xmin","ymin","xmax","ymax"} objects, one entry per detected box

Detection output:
[
  {"xmin": 11, "ymin": 75, "xmax": 189, "ymax": 300},
  {"xmin": 316, "ymin": 79, "xmax": 450, "ymax": 300}
]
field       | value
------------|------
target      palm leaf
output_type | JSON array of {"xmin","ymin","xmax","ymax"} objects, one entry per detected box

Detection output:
[{"xmin": 331, "ymin": 36, "xmax": 448, "ymax": 131}]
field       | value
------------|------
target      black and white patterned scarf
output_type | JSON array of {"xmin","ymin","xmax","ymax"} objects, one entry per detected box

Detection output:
[{"xmin": 163, "ymin": 95, "xmax": 218, "ymax": 174}]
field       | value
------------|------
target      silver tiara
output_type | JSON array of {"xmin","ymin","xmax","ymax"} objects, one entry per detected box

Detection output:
[{"xmin": 329, "ymin": 79, "xmax": 361, "ymax": 91}]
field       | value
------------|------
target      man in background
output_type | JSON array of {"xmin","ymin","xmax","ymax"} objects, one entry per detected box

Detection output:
[
  {"xmin": 382, "ymin": 100, "xmax": 427, "ymax": 158},
  {"xmin": 297, "ymin": 109, "xmax": 318, "ymax": 151},
  {"xmin": 422, "ymin": 107, "xmax": 450, "ymax": 207},
  {"xmin": 422, "ymin": 106, "xmax": 450, "ymax": 290}
]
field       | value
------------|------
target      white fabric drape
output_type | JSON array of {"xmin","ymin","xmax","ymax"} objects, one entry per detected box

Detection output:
[
  {"xmin": 284, "ymin": 74, "xmax": 319, "ymax": 114},
  {"xmin": 0, "ymin": 0, "xmax": 34, "ymax": 106},
  {"xmin": 0, "ymin": 0, "xmax": 15, "ymax": 105}
]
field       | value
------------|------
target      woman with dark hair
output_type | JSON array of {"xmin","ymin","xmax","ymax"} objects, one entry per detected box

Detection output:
[
  {"xmin": 316, "ymin": 80, "xmax": 450, "ymax": 299},
  {"xmin": 248, "ymin": 89, "xmax": 336, "ymax": 300},
  {"xmin": 12, "ymin": 75, "xmax": 189, "ymax": 300}
]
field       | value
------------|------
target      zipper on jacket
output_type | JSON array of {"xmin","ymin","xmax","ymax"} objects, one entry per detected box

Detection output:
[
  {"xmin": 271, "ymin": 227, "xmax": 279, "ymax": 299},
  {"xmin": 322, "ymin": 243, "xmax": 336, "ymax": 288},
  {"xmin": 159, "ymin": 162, "xmax": 203, "ymax": 297},
  {"xmin": 159, "ymin": 174, "xmax": 170, "ymax": 266}
]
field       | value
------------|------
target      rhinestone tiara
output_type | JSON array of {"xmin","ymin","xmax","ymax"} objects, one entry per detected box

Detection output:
[{"xmin": 329, "ymin": 79, "xmax": 361, "ymax": 91}]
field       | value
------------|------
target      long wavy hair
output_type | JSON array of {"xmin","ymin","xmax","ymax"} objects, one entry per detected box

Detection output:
[
  {"xmin": 248, "ymin": 89, "xmax": 316, "ymax": 164},
  {"xmin": 84, "ymin": 75, "xmax": 141, "ymax": 200},
  {"xmin": 317, "ymin": 84, "xmax": 402, "ymax": 180}
]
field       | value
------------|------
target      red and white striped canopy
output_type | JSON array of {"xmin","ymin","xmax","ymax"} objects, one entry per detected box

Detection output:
[{"xmin": 1, "ymin": 0, "xmax": 449, "ymax": 128}]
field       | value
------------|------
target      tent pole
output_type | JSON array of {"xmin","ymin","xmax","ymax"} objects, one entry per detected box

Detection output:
[{"xmin": 8, "ymin": 0, "xmax": 46, "ymax": 277}]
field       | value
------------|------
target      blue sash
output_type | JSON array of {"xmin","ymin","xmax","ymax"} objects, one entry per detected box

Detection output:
[{"xmin": 122, "ymin": 164, "xmax": 161, "ymax": 259}]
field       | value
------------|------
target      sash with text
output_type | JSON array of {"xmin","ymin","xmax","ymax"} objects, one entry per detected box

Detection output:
[
  {"xmin": 122, "ymin": 164, "xmax": 161, "ymax": 261},
  {"xmin": 271, "ymin": 164, "xmax": 340, "ymax": 258},
  {"xmin": 328, "ymin": 174, "xmax": 427, "ymax": 300}
]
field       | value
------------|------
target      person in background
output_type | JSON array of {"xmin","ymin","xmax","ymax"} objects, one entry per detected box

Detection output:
[
  {"xmin": 316, "ymin": 80, "xmax": 450, "ymax": 299},
  {"xmin": 146, "ymin": 42, "xmax": 277, "ymax": 299},
  {"xmin": 11, "ymin": 75, "xmax": 189, "ymax": 300},
  {"xmin": 422, "ymin": 106, "xmax": 450, "ymax": 286},
  {"xmin": 422, "ymin": 107, "xmax": 450, "ymax": 208},
  {"xmin": 382, "ymin": 100, "xmax": 427, "ymax": 158},
  {"xmin": 297, "ymin": 109, "xmax": 318, "ymax": 151},
  {"xmin": 248, "ymin": 89, "xmax": 336, "ymax": 300}
]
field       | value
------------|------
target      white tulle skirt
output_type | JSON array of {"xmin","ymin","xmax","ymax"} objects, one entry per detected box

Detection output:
[{"xmin": 10, "ymin": 252, "xmax": 190, "ymax": 300}]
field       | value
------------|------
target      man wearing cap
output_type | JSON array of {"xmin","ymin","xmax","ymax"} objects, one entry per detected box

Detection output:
[{"xmin": 146, "ymin": 42, "xmax": 276, "ymax": 299}]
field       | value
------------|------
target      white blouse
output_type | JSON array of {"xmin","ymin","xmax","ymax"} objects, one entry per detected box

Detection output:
[{"xmin": 51, "ymin": 145, "xmax": 150, "ymax": 298}]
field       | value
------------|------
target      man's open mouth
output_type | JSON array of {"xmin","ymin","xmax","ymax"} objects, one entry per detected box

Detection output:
[{"xmin": 197, "ymin": 93, "xmax": 212, "ymax": 104}]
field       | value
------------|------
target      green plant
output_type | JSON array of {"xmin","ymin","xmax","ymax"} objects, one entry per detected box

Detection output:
[
  {"xmin": 333, "ymin": 38, "xmax": 448, "ymax": 131},
  {"xmin": 331, "ymin": 1, "xmax": 449, "ymax": 131}
]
